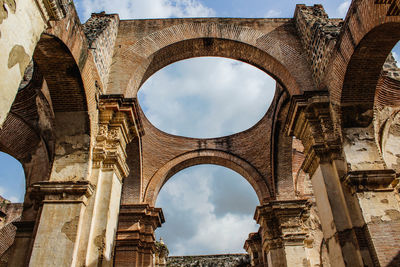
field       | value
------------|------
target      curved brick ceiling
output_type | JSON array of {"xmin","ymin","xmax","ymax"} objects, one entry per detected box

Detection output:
[{"xmin": 138, "ymin": 57, "xmax": 276, "ymax": 138}]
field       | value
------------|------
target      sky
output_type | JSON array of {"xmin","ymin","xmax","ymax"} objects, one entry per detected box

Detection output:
[{"xmin": 1, "ymin": 0, "xmax": 400, "ymax": 257}]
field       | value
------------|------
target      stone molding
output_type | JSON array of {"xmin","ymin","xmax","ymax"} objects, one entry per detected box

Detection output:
[
  {"xmin": 28, "ymin": 181, "xmax": 94, "ymax": 206},
  {"xmin": 34, "ymin": 0, "xmax": 69, "ymax": 22},
  {"xmin": 286, "ymin": 92, "xmax": 341, "ymax": 176},
  {"xmin": 343, "ymin": 169, "xmax": 399, "ymax": 192},
  {"xmin": 42, "ymin": 0, "xmax": 68, "ymax": 20},
  {"xmin": 255, "ymin": 199, "xmax": 310, "ymax": 249},
  {"xmin": 93, "ymin": 95, "xmax": 143, "ymax": 180}
]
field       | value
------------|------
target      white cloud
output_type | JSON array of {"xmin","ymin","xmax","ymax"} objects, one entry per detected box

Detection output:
[
  {"xmin": 78, "ymin": 0, "xmax": 215, "ymax": 21},
  {"xmin": 139, "ymin": 57, "xmax": 276, "ymax": 138},
  {"xmin": 337, "ymin": 0, "xmax": 350, "ymax": 18},
  {"xmin": 0, "ymin": 186, "xmax": 4, "ymax": 196},
  {"xmin": 155, "ymin": 166, "xmax": 259, "ymax": 255},
  {"xmin": 265, "ymin": 9, "xmax": 281, "ymax": 18}
]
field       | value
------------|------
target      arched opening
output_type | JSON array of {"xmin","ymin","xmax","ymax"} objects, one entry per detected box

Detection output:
[
  {"xmin": 340, "ymin": 22, "xmax": 400, "ymax": 127},
  {"xmin": 155, "ymin": 165, "xmax": 259, "ymax": 256},
  {"xmin": 138, "ymin": 57, "xmax": 276, "ymax": 138},
  {"xmin": 0, "ymin": 152, "xmax": 25, "ymax": 203}
]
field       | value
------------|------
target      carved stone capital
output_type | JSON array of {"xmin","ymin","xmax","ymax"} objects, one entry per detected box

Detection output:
[
  {"xmin": 286, "ymin": 92, "xmax": 341, "ymax": 176},
  {"xmin": 94, "ymin": 95, "xmax": 144, "ymax": 180},
  {"xmin": 28, "ymin": 181, "xmax": 94, "ymax": 207},
  {"xmin": 255, "ymin": 199, "xmax": 310, "ymax": 247},
  {"xmin": 343, "ymin": 169, "xmax": 399, "ymax": 192},
  {"xmin": 116, "ymin": 204, "xmax": 164, "ymax": 251}
]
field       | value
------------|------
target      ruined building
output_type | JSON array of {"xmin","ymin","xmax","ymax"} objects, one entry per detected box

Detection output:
[{"xmin": 0, "ymin": 0, "xmax": 400, "ymax": 266}]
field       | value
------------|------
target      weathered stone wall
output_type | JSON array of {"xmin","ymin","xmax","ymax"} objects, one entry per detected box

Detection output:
[
  {"xmin": 0, "ymin": 0, "xmax": 48, "ymax": 126},
  {"xmin": 294, "ymin": 4, "xmax": 342, "ymax": 88},
  {"xmin": 167, "ymin": 254, "xmax": 250, "ymax": 267}
]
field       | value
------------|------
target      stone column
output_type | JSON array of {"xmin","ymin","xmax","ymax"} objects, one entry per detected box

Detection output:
[
  {"xmin": 254, "ymin": 199, "xmax": 310, "ymax": 267},
  {"xmin": 244, "ymin": 232, "xmax": 263, "ymax": 267},
  {"xmin": 286, "ymin": 93, "xmax": 374, "ymax": 267},
  {"xmin": 114, "ymin": 204, "xmax": 164, "ymax": 267},
  {"xmin": 85, "ymin": 96, "xmax": 143, "ymax": 267},
  {"xmin": 24, "ymin": 181, "xmax": 93, "ymax": 267}
]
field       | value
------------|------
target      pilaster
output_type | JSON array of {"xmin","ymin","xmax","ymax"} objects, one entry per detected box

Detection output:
[
  {"xmin": 286, "ymin": 92, "xmax": 371, "ymax": 266},
  {"xmin": 115, "ymin": 204, "xmax": 164, "ymax": 267},
  {"xmin": 24, "ymin": 181, "xmax": 93, "ymax": 267},
  {"xmin": 254, "ymin": 199, "xmax": 310, "ymax": 267},
  {"xmin": 85, "ymin": 95, "xmax": 143, "ymax": 266},
  {"xmin": 244, "ymin": 232, "xmax": 263, "ymax": 267}
]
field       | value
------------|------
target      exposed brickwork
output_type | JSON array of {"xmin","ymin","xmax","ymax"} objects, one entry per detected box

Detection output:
[
  {"xmin": 294, "ymin": 4, "xmax": 342, "ymax": 88},
  {"xmin": 83, "ymin": 12, "xmax": 119, "ymax": 92},
  {"xmin": 167, "ymin": 254, "xmax": 250, "ymax": 267},
  {"xmin": 0, "ymin": 197, "xmax": 22, "ymax": 260},
  {"xmin": 108, "ymin": 17, "xmax": 315, "ymax": 97}
]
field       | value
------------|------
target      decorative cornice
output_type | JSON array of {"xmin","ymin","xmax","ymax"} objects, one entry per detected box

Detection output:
[
  {"xmin": 286, "ymin": 92, "xmax": 341, "ymax": 176},
  {"xmin": 94, "ymin": 95, "xmax": 144, "ymax": 180},
  {"xmin": 41, "ymin": 0, "xmax": 68, "ymax": 21},
  {"xmin": 28, "ymin": 181, "xmax": 94, "ymax": 206},
  {"xmin": 255, "ymin": 199, "xmax": 310, "ymax": 247},
  {"xmin": 343, "ymin": 169, "xmax": 399, "ymax": 192}
]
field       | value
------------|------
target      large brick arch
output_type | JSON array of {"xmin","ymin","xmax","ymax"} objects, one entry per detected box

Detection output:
[
  {"xmin": 143, "ymin": 149, "xmax": 271, "ymax": 206},
  {"xmin": 325, "ymin": 0, "xmax": 400, "ymax": 127},
  {"xmin": 108, "ymin": 19, "xmax": 315, "ymax": 97}
]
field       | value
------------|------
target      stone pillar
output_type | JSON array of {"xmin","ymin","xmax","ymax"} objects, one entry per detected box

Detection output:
[
  {"xmin": 254, "ymin": 199, "xmax": 310, "ymax": 267},
  {"xmin": 343, "ymin": 170, "xmax": 400, "ymax": 266},
  {"xmin": 23, "ymin": 181, "xmax": 93, "ymax": 267},
  {"xmin": 85, "ymin": 96, "xmax": 143, "ymax": 267},
  {"xmin": 244, "ymin": 232, "xmax": 263, "ymax": 267},
  {"xmin": 286, "ymin": 93, "xmax": 375, "ymax": 267},
  {"xmin": 114, "ymin": 204, "xmax": 164, "ymax": 267}
]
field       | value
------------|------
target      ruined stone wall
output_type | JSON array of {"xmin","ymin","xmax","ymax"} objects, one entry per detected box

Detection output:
[
  {"xmin": 83, "ymin": 12, "xmax": 119, "ymax": 92},
  {"xmin": 383, "ymin": 53, "xmax": 400, "ymax": 81},
  {"xmin": 294, "ymin": 4, "xmax": 342, "ymax": 88},
  {"xmin": 167, "ymin": 254, "xmax": 250, "ymax": 267},
  {"xmin": 0, "ymin": 196, "xmax": 22, "ymax": 265}
]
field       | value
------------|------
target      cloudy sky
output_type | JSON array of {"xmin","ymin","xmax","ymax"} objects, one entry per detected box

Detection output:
[{"xmin": 1, "ymin": 0, "xmax": 400, "ymax": 256}]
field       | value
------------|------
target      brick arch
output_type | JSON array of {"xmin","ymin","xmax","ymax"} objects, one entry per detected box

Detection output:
[
  {"xmin": 326, "ymin": 0, "xmax": 400, "ymax": 127},
  {"xmin": 31, "ymin": 33, "xmax": 93, "ymax": 182},
  {"xmin": 0, "ymin": 62, "xmax": 54, "ymax": 188},
  {"xmin": 143, "ymin": 149, "xmax": 271, "ymax": 206},
  {"xmin": 108, "ymin": 20, "xmax": 315, "ymax": 97},
  {"xmin": 33, "ymin": 34, "xmax": 88, "ymax": 113}
]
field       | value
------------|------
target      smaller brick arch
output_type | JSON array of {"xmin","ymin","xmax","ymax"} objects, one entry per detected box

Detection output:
[
  {"xmin": 326, "ymin": 0, "xmax": 400, "ymax": 127},
  {"xmin": 143, "ymin": 149, "xmax": 271, "ymax": 206},
  {"xmin": 33, "ymin": 34, "xmax": 88, "ymax": 113}
]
